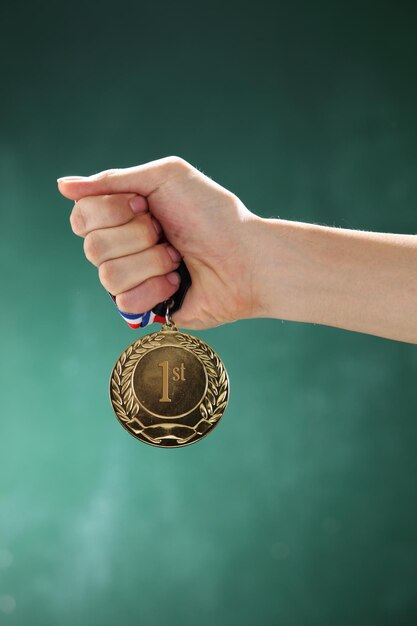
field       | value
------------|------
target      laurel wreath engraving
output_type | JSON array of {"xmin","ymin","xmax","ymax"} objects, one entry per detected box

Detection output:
[
  {"xmin": 175, "ymin": 333, "xmax": 228, "ymax": 430},
  {"xmin": 110, "ymin": 333, "xmax": 164, "ymax": 424},
  {"xmin": 110, "ymin": 331, "xmax": 229, "ymax": 446}
]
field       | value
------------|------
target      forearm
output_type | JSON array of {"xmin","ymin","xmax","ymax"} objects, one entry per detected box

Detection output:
[{"xmin": 252, "ymin": 218, "xmax": 417, "ymax": 344}]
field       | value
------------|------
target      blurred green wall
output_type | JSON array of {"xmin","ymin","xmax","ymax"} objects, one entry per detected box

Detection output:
[{"xmin": 1, "ymin": 1, "xmax": 416, "ymax": 624}]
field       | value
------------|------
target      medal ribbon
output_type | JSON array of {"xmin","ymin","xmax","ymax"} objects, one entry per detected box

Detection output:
[{"xmin": 108, "ymin": 260, "xmax": 191, "ymax": 328}]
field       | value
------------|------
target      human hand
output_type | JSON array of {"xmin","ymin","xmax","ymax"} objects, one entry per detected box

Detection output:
[{"xmin": 58, "ymin": 157, "xmax": 263, "ymax": 329}]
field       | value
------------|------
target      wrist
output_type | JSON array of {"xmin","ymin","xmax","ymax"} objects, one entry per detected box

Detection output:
[{"xmin": 248, "ymin": 217, "xmax": 330, "ymax": 324}]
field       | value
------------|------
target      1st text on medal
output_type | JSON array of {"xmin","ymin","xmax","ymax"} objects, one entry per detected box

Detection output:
[{"xmin": 158, "ymin": 360, "xmax": 186, "ymax": 403}]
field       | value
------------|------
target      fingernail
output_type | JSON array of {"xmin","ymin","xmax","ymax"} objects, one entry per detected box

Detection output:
[
  {"xmin": 167, "ymin": 271, "xmax": 180, "ymax": 286},
  {"xmin": 57, "ymin": 176, "xmax": 87, "ymax": 182},
  {"xmin": 166, "ymin": 245, "xmax": 182, "ymax": 263},
  {"xmin": 151, "ymin": 217, "xmax": 162, "ymax": 236},
  {"xmin": 129, "ymin": 196, "xmax": 148, "ymax": 214}
]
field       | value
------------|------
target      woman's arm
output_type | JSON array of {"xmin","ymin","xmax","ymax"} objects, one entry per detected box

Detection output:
[
  {"xmin": 58, "ymin": 157, "xmax": 417, "ymax": 344},
  {"xmin": 253, "ymin": 218, "xmax": 417, "ymax": 343}
]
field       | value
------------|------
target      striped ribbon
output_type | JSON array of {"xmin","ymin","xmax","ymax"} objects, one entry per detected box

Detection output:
[
  {"xmin": 108, "ymin": 292, "xmax": 164, "ymax": 328},
  {"xmin": 117, "ymin": 308, "xmax": 165, "ymax": 329}
]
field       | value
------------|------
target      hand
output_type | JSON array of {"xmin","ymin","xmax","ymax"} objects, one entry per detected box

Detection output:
[{"xmin": 58, "ymin": 156, "xmax": 263, "ymax": 329}]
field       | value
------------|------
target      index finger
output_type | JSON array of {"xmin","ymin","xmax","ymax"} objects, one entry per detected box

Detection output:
[{"xmin": 70, "ymin": 193, "xmax": 148, "ymax": 237}]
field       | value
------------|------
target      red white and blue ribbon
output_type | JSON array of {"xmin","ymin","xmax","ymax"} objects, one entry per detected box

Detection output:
[
  {"xmin": 116, "ymin": 308, "xmax": 165, "ymax": 329},
  {"xmin": 108, "ymin": 292, "xmax": 164, "ymax": 328}
]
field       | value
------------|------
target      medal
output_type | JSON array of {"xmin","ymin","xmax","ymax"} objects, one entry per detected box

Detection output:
[{"xmin": 109, "ymin": 263, "xmax": 229, "ymax": 448}]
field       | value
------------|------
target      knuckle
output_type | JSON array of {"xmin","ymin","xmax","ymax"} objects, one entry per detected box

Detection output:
[
  {"xmin": 102, "ymin": 193, "xmax": 114, "ymax": 204},
  {"xmin": 151, "ymin": 278, "xmax": 176, "ymax": 307},
  {"xmin": 104, "ymin": 193, "xmax": 133, "ymax": 221},
  {"xmin": 98, "ymin": 260, "xmax": 116, "ymax": 292},
  {"xmin": 83, "ymin": 231, "xmax": 102, "ymax": 265},
  {"xmin": 102, "ymin": 192, "xmax": 121, "ymax": 204},
  {"xmin": 116, "ymin": 291, "xmax": 131, "ymax": 312},
  {"xmin": 142, "ymin": 215, "xmax": 159, "ymax": 246},
  {"xmin": 159, "ymin": 246, "xmax": 176, "ymax": 272},
  {"xmin": 225, "ymin": 190, "xmax": 240, "ymax": 208},
  {"xmin": 163, "ymin": 155, "xmax": 190, "ymax": 173},
  {"xmin": 69, "ymin": 203, "xmax": 86, "ymax": 235},
  {"xmin": 95, "ymin": 168, "xmax": 119, "ymax": 180}
]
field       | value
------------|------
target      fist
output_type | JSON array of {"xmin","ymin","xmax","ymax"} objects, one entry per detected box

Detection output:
[
  {"xmin": 58, "ymin": 157, "xmax": 262, "ymax": 329},
  {"xmin": 70, "ymin": 192, "xmax": 183, "ymax": 314}
]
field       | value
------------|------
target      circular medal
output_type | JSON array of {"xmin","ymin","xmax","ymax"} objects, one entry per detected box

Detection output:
[{"xmin": 110, "ymin": 324, "xmax": 229, "ymax": 448}]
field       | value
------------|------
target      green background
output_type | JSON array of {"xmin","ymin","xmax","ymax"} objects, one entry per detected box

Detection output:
[{"xmin": 1, "ymin": 1, "xmax": 417, "ymax": 624}]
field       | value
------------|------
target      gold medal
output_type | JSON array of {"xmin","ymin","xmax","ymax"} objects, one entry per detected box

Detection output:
[{"xmin": 109, "ymin": 306, "xmax": 229, "ymax": 448}]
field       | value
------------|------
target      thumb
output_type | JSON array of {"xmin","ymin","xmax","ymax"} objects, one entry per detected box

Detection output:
[{"xmin": 57, "ymin": 156, "xmax": 189, "ymax": 201}]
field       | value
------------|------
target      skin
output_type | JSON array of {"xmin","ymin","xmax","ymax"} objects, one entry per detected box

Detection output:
[{"xmin": 57, "ymin": 156, "xmax": 417, "ymax": 344}]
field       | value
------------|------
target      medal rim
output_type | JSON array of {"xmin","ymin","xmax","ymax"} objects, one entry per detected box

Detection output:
[{"xmin": 109, "ymin": 327, "xmax": 230, "ymax": 448}]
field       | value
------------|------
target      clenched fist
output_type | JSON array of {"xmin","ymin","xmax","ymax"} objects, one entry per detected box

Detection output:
[{"xmin": 58, "ymin": 157, "xmax": 263, "ymax": 329}]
